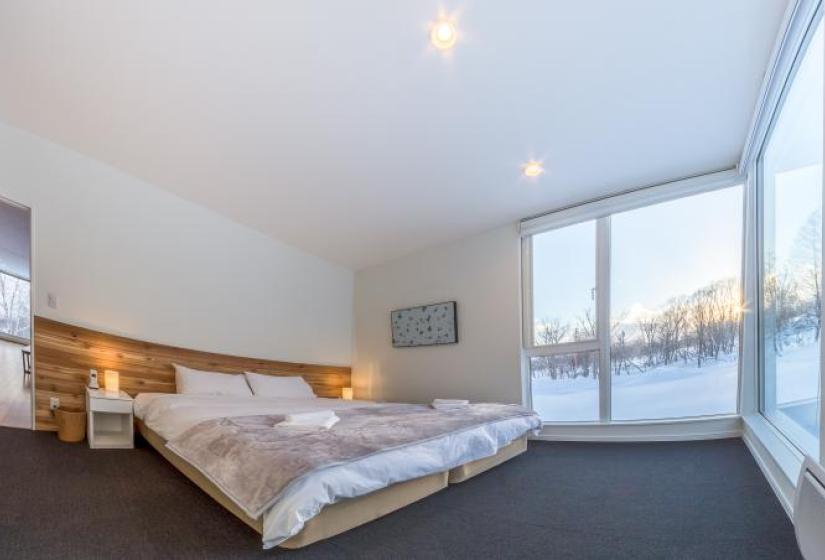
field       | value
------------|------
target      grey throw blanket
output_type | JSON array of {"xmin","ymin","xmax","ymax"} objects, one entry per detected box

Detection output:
[{"xmin": 166, "ymin": 403, "xmax": 540, "ymax": 518}]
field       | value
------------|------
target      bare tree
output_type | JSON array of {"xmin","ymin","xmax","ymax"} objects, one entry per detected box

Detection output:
[
  {"xmin": 791, "ymin": 209, "xmax": 822, "ymax": 340},
  {"xmin": 536, "ymin": 318, "xmax": 568, "ymax": 346},
  {"xmin": 764, "ymin": 266, "xmax": 799, "ymax": 353},
  {"xmin": 574, "ymin": 308, "xmax": 597, "ymax": 342},
  {"xmin": 658, "ymin": 297, "xmax": 688, "ymax": 366},
  {"xmin": 0, "ymin": 273, "xmax": 30, "ymax": 338},
  {"xmin": 638, "ymin": 316, "xmax": 658, "ymax": 368}
]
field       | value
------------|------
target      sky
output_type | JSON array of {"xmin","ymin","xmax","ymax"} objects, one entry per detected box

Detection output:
[
  {"xmin": 766, "ymin": 20, "xmax": 823, "ymax": 266},
  {"xmin": 772, "ymin": 165, "xmax": 821, "ymax": 264},
  {"xmin": 610, "ymin": 186, "xmax": 743, "ymax": 317},
  {"xmin": 532, "ymin": 186, "xmax": 744, "ymax": 338}
]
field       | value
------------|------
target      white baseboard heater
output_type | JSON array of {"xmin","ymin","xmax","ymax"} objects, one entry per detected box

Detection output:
[{"xmin": 795, "ymin": 457, "xmax": 825, "ymax": 559}]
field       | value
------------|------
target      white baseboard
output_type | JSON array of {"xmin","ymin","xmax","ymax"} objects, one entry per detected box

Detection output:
[
  {"xmin": 741, "ymin": 414, "xmax": 802, "ymax": 519},
  {"xmin": 742, "ymin": 431, "xmax": 794, "ymax": 518}
]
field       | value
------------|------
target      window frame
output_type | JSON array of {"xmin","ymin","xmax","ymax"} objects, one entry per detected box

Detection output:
[
  {"xmin": 754, "ymin": 8, "xmax": 824, "ymax": 457},
  {"xmin": 522, "ymin": 218, "xmax": 610, "ymax": 421},
  {"xmin": 521, "ymin": 169, "xmax": 746, "ymax": 424}
]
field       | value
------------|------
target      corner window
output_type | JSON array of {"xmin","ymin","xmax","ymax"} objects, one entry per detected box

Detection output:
[{"xmin": 758, "ymin": 18, "xmax": 823, "ymax": 458}]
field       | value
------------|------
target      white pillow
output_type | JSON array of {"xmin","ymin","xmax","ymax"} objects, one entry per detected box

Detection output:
[
  {"xmin": 174, "ymin": 364, "xmax": 253, "ymax": 397},
  {"xmin": 244, "ymin": 372, "xmax": 316, "ymax": 399}
]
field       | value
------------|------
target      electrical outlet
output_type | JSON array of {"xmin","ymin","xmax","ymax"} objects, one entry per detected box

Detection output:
[
  {"xmin": 47, "ymin": 293, "xmax": 58, "ymax": 309},
  {"xmin": 49, "ymin": 396, "xmax": 60, "ymax": 411}
]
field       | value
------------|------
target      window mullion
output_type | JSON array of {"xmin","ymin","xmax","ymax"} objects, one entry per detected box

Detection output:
[
  {"xmin": 597, "ymin": 216, "xmax": 611, "ymax": 422},
  {"xmin": 521, "ymin": 236, "xmax": 534, "ymax": 348},
  {"xmin": 524, "ymin": 340, "xmax": 600, "ymax": 357}
]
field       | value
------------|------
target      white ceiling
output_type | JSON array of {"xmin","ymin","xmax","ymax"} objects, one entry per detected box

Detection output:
[{"xmin": 0, "ymin": 1, "xmax": 788, "ymax": 269}]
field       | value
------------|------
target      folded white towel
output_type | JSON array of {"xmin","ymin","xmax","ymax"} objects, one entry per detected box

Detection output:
[
  {"xmin": 432, "ymin": 399, "xmax": 469, "ymax": 406},
  {"xmin": 431, "ymin": 398, "xmax": 470, "ymax": 410},
  {"xmin": 286, "ymin": 410, "xmax": 335, "ymax": 423},
  {"xmin": 432, "ymin": 404, "xmax": 469, "ymax": 411},
  {"xmin": 277, "ymin": 410, "xmax": 339, "ymax": 428}
]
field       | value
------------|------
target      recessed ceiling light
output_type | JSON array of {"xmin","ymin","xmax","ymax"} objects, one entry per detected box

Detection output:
[
  {"xmin": 430, "ymin": 18, "xmax": 457, "ymax": 50},
  {"xmin": 523, "ymin": 161, "xmax": 544, "ymax": 178}
]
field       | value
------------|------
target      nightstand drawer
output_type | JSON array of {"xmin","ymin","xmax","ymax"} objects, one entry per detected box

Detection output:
[{"xmin": 89, "ymin": 398, "xmax": 133, "ymax": 414}]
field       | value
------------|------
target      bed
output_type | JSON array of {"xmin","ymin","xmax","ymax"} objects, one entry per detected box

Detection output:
[{"xmin": 134, "ymin": 393, "xmax": 540, "ymax": 549}]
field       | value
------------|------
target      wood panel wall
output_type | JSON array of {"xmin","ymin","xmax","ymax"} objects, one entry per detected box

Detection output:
[{"xmin": 33, "ymin": 317, "xmax": 351, "ymax": 431}]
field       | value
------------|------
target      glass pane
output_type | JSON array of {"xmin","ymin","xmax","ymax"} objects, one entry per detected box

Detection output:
[
  {"xmin": 760, "ymin": 19, "xmax": 823, "ymax": 458},
  {"xmin": 532, "ymin": 220, "xmax": 596, "ymax": 345},
  {"xmin": 0, "ymin": 272, "xmax": 31, "ymax": 340},
  {"xmin": 530, "ymin": 352, "xmax": 599, "ymax": 422},
  {"xmin": 610, "ymin": 187, "xmax": 742, "ymax": 420}
]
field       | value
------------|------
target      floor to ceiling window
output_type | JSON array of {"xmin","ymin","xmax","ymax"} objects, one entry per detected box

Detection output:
[
  {"xmin": 524, "ymin": 179, "xmax": 744, "ymax": 423},
  {"xmin": 610, "ymin": 187, "xmax": 742, "ymax": 420},
  {"xmin": 758, "ymin": 16, "xmax": 823, "ymax": 458}
]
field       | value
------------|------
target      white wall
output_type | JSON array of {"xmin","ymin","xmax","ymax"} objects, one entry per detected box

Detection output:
[
  {"xmin": 0, "ymin": 122, "xmax": 354, "ymax": 366},
  {"xmin": 353, "ymin": 225, "xmax": 523, "ymax": 404}
]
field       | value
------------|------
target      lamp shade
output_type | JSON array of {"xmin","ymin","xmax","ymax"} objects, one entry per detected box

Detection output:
[
  {"xmin": 341, "ymin": 387, "xmax": 353, "ymax": 400},
  {"xmin": 104, "ymin": 370, "xmax": 120, "ymax": 395}
]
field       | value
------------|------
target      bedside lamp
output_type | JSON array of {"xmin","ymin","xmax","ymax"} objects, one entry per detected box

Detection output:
[
  {"xmin": 341, "ymin": 387, "xmax": 353, "ymax": 400},
  {"xmin": 104, "ymin": 370, "xmax": 120, "ymax": 396}
]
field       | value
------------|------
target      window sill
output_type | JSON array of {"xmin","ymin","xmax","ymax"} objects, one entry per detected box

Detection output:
[{"xmin": 533, "ymin": 415, "xmax": 742, "ymax": 442}]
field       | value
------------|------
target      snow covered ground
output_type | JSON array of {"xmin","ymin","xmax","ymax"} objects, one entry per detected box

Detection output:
[
  {"xmin": 611, "ymin": 357, "xmax": 739, "ymax": 421},
  {"xmin": 531, "ymin": 341, "xmax": 821, "ymax": 424},
  {"xmin": 774, "ymin": 342, "xmax": 820, "ymax": 406},
  {"xmin": 532, "ymin": 357, "xmax": 738, "ymax": 422},
  {"xmin": 532, "ymin": 374, "xmax": 600, "ymax": 422},
  {"xmin": 772, "ymin": 342, "xmax": 820, "ymax": 440},
  {"xmin": 533, "ymin": 341, "xmax": 822, "ymax": 425}
]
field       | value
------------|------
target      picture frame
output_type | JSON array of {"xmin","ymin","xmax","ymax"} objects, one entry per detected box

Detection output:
[{"xmin": 390, "ymin": 301, "xmax": 458, "ymax": 348}]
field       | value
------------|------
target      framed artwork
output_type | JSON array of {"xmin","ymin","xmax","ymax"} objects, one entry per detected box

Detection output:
[{"xmin": 391, "ymin": 301, "xmax": 457, "ymax": 347}]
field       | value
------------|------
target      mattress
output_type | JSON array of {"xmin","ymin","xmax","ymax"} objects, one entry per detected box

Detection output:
[{"xmin": 134, "ymin": 393, "xmax": 538, "ymax": 548}]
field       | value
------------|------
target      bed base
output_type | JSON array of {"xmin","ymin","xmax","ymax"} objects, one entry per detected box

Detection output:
[
  {"xmin": 138, "ymin": 421, "xmax": 266, "ymax": 533},
  {"xmin": 448, "ymin": 436, "xmax": 528, "ymax": 483},
  {"xmin": 137, "ymin": 420, "xmax": 527, "ymax": 548}
]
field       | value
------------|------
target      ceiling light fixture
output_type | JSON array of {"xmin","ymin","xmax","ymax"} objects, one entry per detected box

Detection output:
[
  {"xmin": 430, "ymin": 18, "xmax": 457, "ymax": 50},
  {"xmin": 523, "ymin": 161, "xmax": 544, "ymax": 178}
]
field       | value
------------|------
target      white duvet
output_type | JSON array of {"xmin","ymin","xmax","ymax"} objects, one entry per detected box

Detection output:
[{"xmin": 134, "ymin": 393, "xmax": 537, "ymax": 549}]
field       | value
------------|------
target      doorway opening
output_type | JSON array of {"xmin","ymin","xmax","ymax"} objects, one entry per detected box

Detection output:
[{"xmin": 0, "ymin": 197, "xmax": 32, "ymax": 429}]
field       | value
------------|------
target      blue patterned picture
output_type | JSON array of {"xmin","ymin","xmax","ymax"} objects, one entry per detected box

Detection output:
[{"xmin": 391, "ymin": 301, "xmax": 457, "ymax": 347}]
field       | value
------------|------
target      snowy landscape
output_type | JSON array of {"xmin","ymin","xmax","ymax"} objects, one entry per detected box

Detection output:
[
  {"xmin": 532, "ymin": 342, "xmax": 820, "ymax": 427},
  {"xmin": 531, "ymin": 204, "xmax": 821, "ymax": 427}
]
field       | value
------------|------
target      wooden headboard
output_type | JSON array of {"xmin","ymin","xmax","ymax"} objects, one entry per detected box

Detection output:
[{"xmin": 33, "ymin": 316, "xmax": 351, "ymax": 431}]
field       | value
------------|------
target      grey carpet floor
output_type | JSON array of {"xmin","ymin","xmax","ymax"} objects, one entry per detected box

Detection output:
[{"xmin": 0, "ymin": 428, "xmax": 801, "ymax": 559}]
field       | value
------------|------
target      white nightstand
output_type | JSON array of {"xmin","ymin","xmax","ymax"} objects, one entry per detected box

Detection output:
[{"xmin": 85, "ymin": 388, "xmax": 134, "ymax": 449}]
